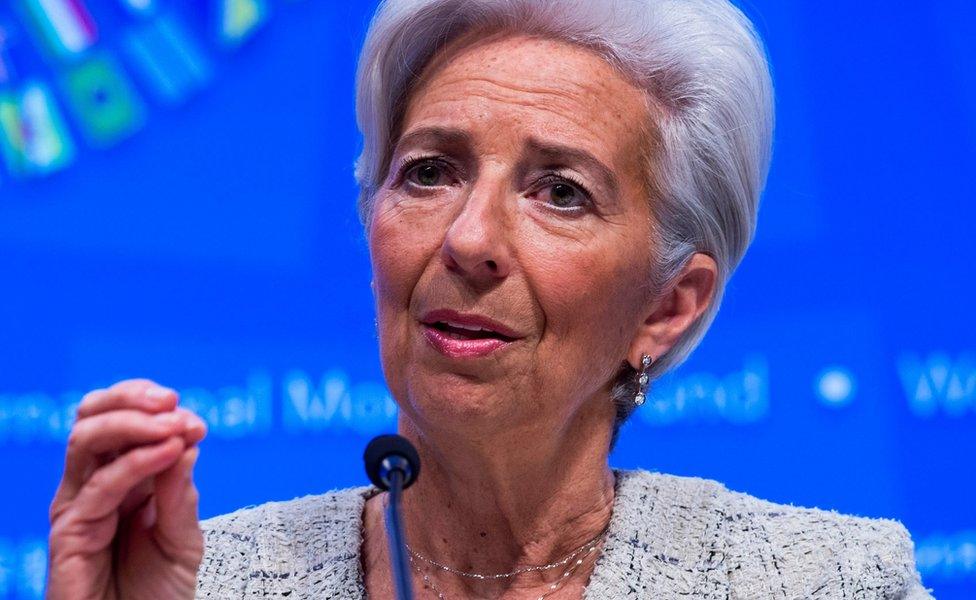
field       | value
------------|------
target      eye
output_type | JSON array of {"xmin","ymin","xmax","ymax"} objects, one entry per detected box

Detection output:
[
  {"xmin": 534, "ymin": 175, "xmax": 593, "ymax": 212},
  {"xmin": 404, "ymin": 159, "xmax": 451, "ymax": 187},
  {"xmin": 549, "ymin": 183, "xmax": 582, "ymax": 208}
]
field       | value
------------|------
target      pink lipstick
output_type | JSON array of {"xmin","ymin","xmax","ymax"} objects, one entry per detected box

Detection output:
[{"xmin": 420, "ymin": 309, "xmax": 521, "ymax": 359}]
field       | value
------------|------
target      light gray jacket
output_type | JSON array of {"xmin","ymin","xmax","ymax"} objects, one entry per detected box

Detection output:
[{"xmin": 195, "ymin": 469, "xmax": 933, "ymax": 598}]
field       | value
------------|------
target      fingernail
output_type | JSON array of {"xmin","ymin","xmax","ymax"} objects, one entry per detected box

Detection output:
[
  {"xmin": 153, "ymin": 412, "xmax": 182, "ymax": 426},
  {"xmin": 145, "ymin": 386, "xmax": 174, "ymax": 400}
]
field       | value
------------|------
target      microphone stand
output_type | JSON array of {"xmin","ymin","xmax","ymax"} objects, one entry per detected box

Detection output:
[
  {"xmin": 364, "ymin": 434, "xmax": 420, "ymax": 600},
  {"xmin": 385, "ymin": 465, "xmax": 413, "ymax": 600}
]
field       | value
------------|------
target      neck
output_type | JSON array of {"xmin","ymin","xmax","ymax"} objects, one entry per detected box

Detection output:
[{"xmin": 395, "ymin": 400, "xmax": 616, "ymax": 596}]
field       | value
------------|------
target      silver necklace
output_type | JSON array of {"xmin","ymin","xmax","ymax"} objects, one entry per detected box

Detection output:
[
  {"xmin": 405, "ymin": 525, "xmax": 609, "ymax": 580},
  {"xmin": 405, "ymin": 527, "xmax": 608, "ymax": 600},
  {"xmin": 408, "ymin": 537, "xmax": 604, "ymax": 600}
]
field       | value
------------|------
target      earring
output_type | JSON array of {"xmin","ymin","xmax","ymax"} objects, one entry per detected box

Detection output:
[{"xmin": 634, "ymin": 354, "xmax": 652, "ymax": 406}]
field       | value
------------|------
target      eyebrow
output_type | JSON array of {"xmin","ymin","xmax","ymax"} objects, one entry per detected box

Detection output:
[{"xmin": 393, "ymin": 126, "xmax": 473, "ymax": 155}]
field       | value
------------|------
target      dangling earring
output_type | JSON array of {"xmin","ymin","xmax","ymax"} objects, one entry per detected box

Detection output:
[{"xmin": 634, "ymin": 354, "xmax": 653, "ymax": 406}]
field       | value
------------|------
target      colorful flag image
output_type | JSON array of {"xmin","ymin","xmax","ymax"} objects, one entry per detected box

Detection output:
[
  {"xmin": 60, "ymin": 52, "xmax": 146, "ymax": 148},
  {"xmin": 0, "ymin": 80, "xmax": 76, "ymax": 177},
  {"xmin": 122, "ymin": 13, "xmax": 212, "ymax": 106},
  {"xmin": 18, "ymin": 0, "xmax": 98, "ymax": 61},
  {"xmin": 216, "ymin": 0, "xmax": 270, "ymax": 49}
]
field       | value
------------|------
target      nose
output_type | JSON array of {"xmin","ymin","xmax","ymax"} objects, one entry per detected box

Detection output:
[{"xmin": 440, "ymin": 181, "xmax": 512, "ymax": 286}]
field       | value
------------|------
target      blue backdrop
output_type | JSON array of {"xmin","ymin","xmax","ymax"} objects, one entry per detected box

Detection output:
[{"xmin": 0, "ymin": 1, "xmax": 973, "ymax": 598}]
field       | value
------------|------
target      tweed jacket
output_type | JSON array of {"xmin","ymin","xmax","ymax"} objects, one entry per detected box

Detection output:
[{"xmin": 195, "ymin": 469, "xmax": 932, "ymax": 599}]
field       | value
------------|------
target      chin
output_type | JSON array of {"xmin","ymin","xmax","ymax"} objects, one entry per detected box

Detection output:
[{"xmin": 400, "ymin": 369, "xmax": 524, "ymax": 434}]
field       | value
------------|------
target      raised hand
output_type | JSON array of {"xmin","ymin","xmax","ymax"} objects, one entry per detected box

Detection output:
[{"xmin": 47, "ymin": 379, "xmax": 207, "ymax": 600}]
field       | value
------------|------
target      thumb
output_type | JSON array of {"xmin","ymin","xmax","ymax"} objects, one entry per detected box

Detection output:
[{"xmin": 152, "ymin": 445, "xmax": 203, "ymax": 562}]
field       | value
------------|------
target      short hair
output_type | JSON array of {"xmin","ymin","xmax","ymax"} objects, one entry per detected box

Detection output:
[{"xmin": 354, "ymin": 0, "xmax": 774, "ymax": 435}]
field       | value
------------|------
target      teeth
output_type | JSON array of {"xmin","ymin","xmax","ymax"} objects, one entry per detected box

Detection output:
[{"xmin": 443, "ymin": 320, "xmax": 489, "ymax": 332}]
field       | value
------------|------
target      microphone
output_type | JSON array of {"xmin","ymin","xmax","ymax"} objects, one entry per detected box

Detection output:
[{"xmin": 364, "ymin": 434, "xmax": 421, "ymax": 600}]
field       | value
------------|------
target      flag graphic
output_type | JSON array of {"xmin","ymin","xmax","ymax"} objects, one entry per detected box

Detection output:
[
  {"xmin": 217, "ymin": 0, "xmax": 270, "ymax": 48},
  {"xmin": 122, "ymin": 14, "xmax": 212, "ymax": 106},
  {"xmin": 0, "ymin": 80, "xmax": 75, "ymax": 177},
  {"xmin": 20, "ymin": 0, "xmax": 98, "ymax": 61},
  {"xmin": 60, "ymin": 52, "xmax": 146, "ymax": 147}
]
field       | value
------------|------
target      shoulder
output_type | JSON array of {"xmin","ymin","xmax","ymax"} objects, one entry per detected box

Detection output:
[
  {"xmin": 195, "ymin": 485, "xmax": 373, "ymax": 599},
  {"xmin": 603, "ymin": 470, "xmax": 932, "ymax": 599}
]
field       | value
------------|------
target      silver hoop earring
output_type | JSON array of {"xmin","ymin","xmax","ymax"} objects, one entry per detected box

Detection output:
[{"xmin": 634, "ymin": 354, "xmax": 653, "ymax": 406}]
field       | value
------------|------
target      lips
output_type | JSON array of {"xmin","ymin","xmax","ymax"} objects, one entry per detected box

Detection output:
[{"xmin": 419, "ymin": 309, "xmax": 521, "ymax": 358}]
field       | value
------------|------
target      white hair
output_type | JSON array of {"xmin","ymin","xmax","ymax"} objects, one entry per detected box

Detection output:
[{"xmin": 354, "ymin": 0, "xmax": 774, "ymax": 433}]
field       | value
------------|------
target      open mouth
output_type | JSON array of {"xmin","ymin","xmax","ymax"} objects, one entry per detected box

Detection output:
[
  {"xmin": 419, "ymin": 309, "xmax": 521, "ymax": 358},
  {"xmin": 426, "ymin": 321, "xmax": 516, "ymax": 342}
]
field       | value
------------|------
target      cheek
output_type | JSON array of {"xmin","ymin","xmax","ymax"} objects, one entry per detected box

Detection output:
[
  {"xmin": 368, "ymin": 196, "xmax": 446, "ymax": 313},
  {"xmin": 526, "ymin": 238, "xmax": 644, "ymax": 379},
  {"xmin": 368, "ymin": 198, "xmax": 446, "ymax": 398},
  {"xmin": 534, "ymin": 245, "xmax": 638, "ymax": 333}
]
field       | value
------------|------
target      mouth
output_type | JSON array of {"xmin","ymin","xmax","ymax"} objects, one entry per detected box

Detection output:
[
  {"xmin": 425, "ymin": 321, "xmax": 517, "ymax": 342},
  {"xmin": 419, "ymin": 310, "xmax": 521, "ymax": 358}
]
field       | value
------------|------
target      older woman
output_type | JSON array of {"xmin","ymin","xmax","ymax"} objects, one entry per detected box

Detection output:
[{"xmin": 46, "ymin": 0, "xmax": 931, "ymax": 598}]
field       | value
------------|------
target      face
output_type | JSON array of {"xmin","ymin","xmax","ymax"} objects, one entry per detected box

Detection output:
[{"xmin": 368, "ymin": 33, "xmax": 659, "ymax": 444}]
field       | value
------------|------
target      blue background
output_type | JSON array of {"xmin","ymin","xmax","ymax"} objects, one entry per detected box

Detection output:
[{"xmin": 1, "ymin": 0, "xmax": 973, "ymax": 597}]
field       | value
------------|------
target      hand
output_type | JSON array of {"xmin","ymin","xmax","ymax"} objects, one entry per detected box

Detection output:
[{"xmin": 46, "ymin": 379, "xmax": 208, "ymax": 600}]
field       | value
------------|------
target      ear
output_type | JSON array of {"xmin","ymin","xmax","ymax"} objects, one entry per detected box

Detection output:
[{"xmin": 626, "ymin": 252, "xmax": 718, "ymax": 369}]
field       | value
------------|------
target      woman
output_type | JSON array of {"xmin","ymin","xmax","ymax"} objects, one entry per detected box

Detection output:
[{"xmin": 46, "ymin": 0, "xmax": 932, "ymax": 598}]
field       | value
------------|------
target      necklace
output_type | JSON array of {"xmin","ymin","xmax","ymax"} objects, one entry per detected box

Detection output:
[
  {"xmin": 405, "ymin": 525, "xmax": 609, "ymax": 580},
  {"xmin": 408, "ymin": 537, "xmax": 604, "ymax": 600},
  {"xmin": 405, "ymin": 527, "xmax": 608, "ymax": 600}
]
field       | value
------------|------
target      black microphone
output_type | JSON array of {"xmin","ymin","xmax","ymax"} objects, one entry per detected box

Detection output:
[{"xmin": 364, "ymin": 434, "xmax": 421, "ymax": 600}]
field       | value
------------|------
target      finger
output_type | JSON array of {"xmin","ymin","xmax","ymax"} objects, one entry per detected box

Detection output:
[
  {"xmin": 152, "ymin": 446, "xmax": 203, "ymax": 560},
  {"xmin": 69, "ymin": 437, "xmax": 186, "ymax": 523},
  {"xmin": 136, "ymin": 494, "xmax": 158, "ymax": 531},
  {"xmin": 72, "ymin": 408, "xmax": 205, "ymax": 457},
  {"xmin": 115, "ymin": 408, "xmax": 206, "ymax": 518},
  {"xmin": 56, "ymin": 408, "xmax": 205, "ymax": 505},
  {"xmin": 72, "ymin": 410, "xmax": 186, "ymax": 457},
  {"xmin": 119, "ymin": 476, "xmax": 155, "ymax": 518},
  {"xmin": 58, "ymin": 411, "xmax": 187, "ymax": 500},
  {"xmin": 76, "ymin": 380, "xmax": 178, "ymax": 419},
  {"xmin": 174, "ymin": 408, "xmax": 208, "ymax": 447}
]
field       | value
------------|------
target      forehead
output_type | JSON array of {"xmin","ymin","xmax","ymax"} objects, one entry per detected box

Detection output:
[{"xmin": 400, "ymin": 32, "xmax": 652, "ymax": 166}]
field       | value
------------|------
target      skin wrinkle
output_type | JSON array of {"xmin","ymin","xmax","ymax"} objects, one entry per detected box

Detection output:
[
  {"xmin": 416, "ymin": 82, "xmax": 623, "ymax": 170},
  {"xmin": 363, "ymin": 31, "xmax": 718, "ymax": 600},
  {"xmin": 381, "ymin": 27, "xmax": 667, "ymax": 202},
  {"xmin": 389, "ymin": 128, "xmax": 623, "ymax": 219}
]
